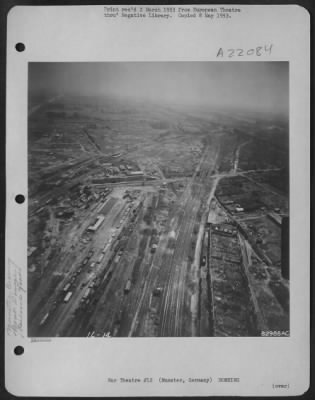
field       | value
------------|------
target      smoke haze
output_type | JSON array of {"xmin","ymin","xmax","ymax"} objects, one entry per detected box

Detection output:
[{"xmin": 29, "ymin": 62, "xmax": 288, "ymax": 115}]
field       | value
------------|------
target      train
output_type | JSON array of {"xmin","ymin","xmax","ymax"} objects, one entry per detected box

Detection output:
[
  {"xmin": 124, "ymin": 279, "xmax": 131, "ymax": 294},
  {"xmin": 39, "ymin": 312, "xmax": 49, "ymax": 326},
  {"xmin": 63, "ymin": 291, "xmax": 73, "ymax": 303},
  {"xmin": 63, "ymin": 282, "xmax": 71, "ymax": 292}
]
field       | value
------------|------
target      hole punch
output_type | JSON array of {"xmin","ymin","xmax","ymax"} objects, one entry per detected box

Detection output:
[
  {"xmin": 15, "ymin": 194, "xmax": 25, "ymax": 204},
  {"xmin": 14, "ymin": 346, "xmax": 24, "ymax": 356},
  {"xmin": 15, "ymin": 42, "xmax": 25, "ymax": 52}
]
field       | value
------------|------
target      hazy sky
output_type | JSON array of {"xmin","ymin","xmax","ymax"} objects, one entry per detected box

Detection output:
[{"xmin": 29, "ymin": 62, "xmax": 288, "ymax": 115}]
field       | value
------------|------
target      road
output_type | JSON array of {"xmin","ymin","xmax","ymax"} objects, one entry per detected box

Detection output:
[{"xmin": 233, "ymin": 140, "xmax": 251, "ymax": 173}]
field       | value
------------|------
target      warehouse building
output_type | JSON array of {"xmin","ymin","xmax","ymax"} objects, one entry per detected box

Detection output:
[{"xmin": 87, "ymin": 215, "xmax": 105, "ymax": 232}]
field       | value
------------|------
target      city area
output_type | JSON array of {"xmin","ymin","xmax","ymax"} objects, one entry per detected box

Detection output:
[{"xmin": 28, "ymin": 63, "xmax": 289, "ymax": 337}]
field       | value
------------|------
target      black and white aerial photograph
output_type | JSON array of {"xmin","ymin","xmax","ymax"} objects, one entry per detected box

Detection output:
[{"xmin": 28, "ymin": 62, "xmax": 289, "ymax": 338}]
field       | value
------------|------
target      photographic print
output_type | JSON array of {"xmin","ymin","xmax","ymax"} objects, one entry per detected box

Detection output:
[{"xmin": 27, "ymin": 62, "xmax": 289, "ymax": 338}]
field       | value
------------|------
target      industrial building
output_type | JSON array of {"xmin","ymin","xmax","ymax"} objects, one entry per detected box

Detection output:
[
  {"xmin": 267, "ymin": 212, "xmax": 282, "ymax": 226},
  {"xmin": 87, "ymin": 215, "xmax": 105, "ymax": 232},
  {"xmin": 128, "ymin": 170, "xmax": 144, "ymax": 176}
]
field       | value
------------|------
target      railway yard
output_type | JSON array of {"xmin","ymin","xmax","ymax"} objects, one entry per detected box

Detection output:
[{"xmin": 28, "ymin": 95, "xmax": 290, "ymax": 337}]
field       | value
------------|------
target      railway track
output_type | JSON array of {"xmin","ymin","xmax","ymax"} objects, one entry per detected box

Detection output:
[{"xmin": 158, "ymin": 146, "xmax": 218, "ymax": 336}]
